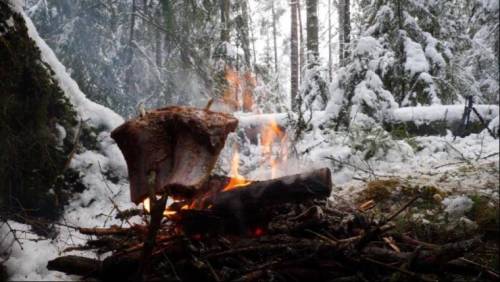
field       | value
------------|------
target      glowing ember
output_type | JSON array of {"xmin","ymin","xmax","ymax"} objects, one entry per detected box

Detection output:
[
  {"xmin": 223, "ymin": 149, "xmax": 252, "ymax": 191},
  {"xmin": 142, "ymin": 197, "xmax": 178, "ymax": 217},
  {"xmin": 143, "ymin": 197, "xmax": 151, "ymax": 212},
  {"xmin": 253, "ymin": 227, "xmax": 264, "ymax": 237}
]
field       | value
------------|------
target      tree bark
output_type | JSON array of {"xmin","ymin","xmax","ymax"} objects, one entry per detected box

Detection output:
[
  {"xmin": 155, "ymin": 6, "xmax": 162, "ymax": 67},
  {"xmin": 160, "ymin": 0, "xmax": 174, "ymax": 55},
  {"xmin": 290, "ymin": 0, "xmax": 299, "ymax": 111},
  {"xmin": 220, "ymin": 0, "xmax": 231, "ymax": 43},
  {"xmin": 271, "ymin": 1, "xmax": 278, "ymax": 73},
  {"xmin": 306, "ymin": 0, "xmax": 319, "ymax": 67},
  {"xmin": 128, "ymin": 0, "xmax": 137, "ymax": 64},
  {"xmin": 337, "ymin": 0, "xmax": 350, "ymax": 67},
  {"xmin": 238, "ymin": 0, "xmax": 251, "ymax": 70},
  {"xmin": 298, "ymin": 0, "xmax": 305, "ymax": 81},
  {"xmin": 328, "ymin": 0, "xmax": 332, "ymax": 81}
]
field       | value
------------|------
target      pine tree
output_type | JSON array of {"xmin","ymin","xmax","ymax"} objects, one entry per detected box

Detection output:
[
  {"xmin": 329, "ymin": 0, "xmax": 468, "ymax": 127},
  {"xmin": 462, "ymin": 0, "xmax": 499, "ymax": 104}
]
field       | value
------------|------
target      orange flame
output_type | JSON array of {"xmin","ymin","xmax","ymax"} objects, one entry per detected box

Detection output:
[
  {"xmin": 260, "ymin": 118, "xmax": 287, "ymax": 179},
  {"xmin": 222, "ymin": 67, "xmax": 255, "ymax": 112},
  {"xmin": 222, "ymin": 67, "xmax": 241, "ymax": 111},
  {"xmin": 223, "ymin": 149, "xmax": 252, "ymax": 191}
]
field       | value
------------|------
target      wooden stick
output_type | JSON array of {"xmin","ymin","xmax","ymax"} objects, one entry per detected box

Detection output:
[
  {"xmin": 384, "ymin": 196, "xmax": 420, "ymax": 223},
  {"xmin": 137, "ymin": 172, "xmax": 167, "ymax": 281},
  {"xmin": 78, "ymin": 226, "xmax": 137, "ymax": 236}
]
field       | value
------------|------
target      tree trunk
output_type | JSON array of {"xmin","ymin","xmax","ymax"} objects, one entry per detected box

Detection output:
[
  {"xmin": 290, "ymin": 0, "xmax": 299, "ymax": 111},
  {"xmin": 249, "ymin": 4, "xmax": 257, "ymax": 68},
  {"xmin": 155, "ymin": 6, "xmax": 162, "ymax": 67},
  {"xmin": 328, "ymin": 0, "xmax": 332, "ymax": 81},
  {"xmin": 127, "ymin": 0, "xmax": 137, "ymax": 65},
  {"xmin": 304, "ymin": 0, "xmax": 327, "ymax": 109},
  {"xmin": 298, "ymin": 0, "xmax": 305, "ymax": 82},
  {"xmin": 344, "ymin": 0, "xmax": 351, "ymax": 64},
  {"xmin": 160, "ymin": 0, "xmax": 174, "ymax": 56},
  {"xmin": 271, "ymin": 1, "xmax": 278, "ymax": 73},
  {"xmin": 337, "ymin": 0, "xmax": 350, "ymax": 67},
  {"xmin": 125, "ymin": 0, "xmax": 137, "ymax": 97},
  {"xmin": 306, "ymin": 0, "xmax": 319, "ymax": 67},
  {"xmin": 239, "ymin": 0, "xmax": 251, "ymax": 70},
  {"xmin": 220, "ymin": 0, "xmax": 231, "ymax": 43}
]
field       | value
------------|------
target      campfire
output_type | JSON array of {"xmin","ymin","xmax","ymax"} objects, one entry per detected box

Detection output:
[{"xmin": 47, "ymin": 106, "xmax": 489, "ymax": 282}]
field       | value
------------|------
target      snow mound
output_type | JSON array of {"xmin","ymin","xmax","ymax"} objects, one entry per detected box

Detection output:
[{"xmin": 442, "ymin": 195, "xmax": 473, "ymax": 218}]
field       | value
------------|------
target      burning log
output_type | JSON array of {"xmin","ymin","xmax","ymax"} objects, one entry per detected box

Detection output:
[
  {"xmin": 111, "ymin": 106, "xmax": 238, "ymax": 203},
  {"xmin": 191, "ymin": 168, "xmax": 332, "ymax": 210},
  {"xmin": 175, "ymin": 168, "xmax": 332, "ymax": 235}
]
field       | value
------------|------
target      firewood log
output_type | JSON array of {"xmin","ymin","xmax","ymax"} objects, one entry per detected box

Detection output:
[
  {"xmin": 206, "ymin": 167, "xmax": 331, "ymax": 212},
  {"xmin": 177, "ymin": 168, "xmax": 332, "ymax": 234}
]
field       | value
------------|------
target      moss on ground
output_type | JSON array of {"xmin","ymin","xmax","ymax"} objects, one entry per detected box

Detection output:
[
  {"xmin": 355, "ymin": 178, "xmax": 499, "ymax": 273},
  {"xmin": 358, "ymin": 179, "xmax": 401, "ymax": 203},
  {"xmin": 0, "ymin": 2, "xmax": 83, "ymax": 220},
  {"xmin": 467, "ymin": 195, "xmax": 499, "ymax": 237}
]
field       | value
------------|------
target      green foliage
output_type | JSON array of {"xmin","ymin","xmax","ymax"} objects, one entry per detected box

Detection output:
[
  {"xmin": 386, "ymin": 120, "xmax": 449, "ymax": 137},
  {"xmin": 467, "ymin": 195, "xmax": 499, "ymax": 235},
  {"xmin": 349, "ymin": 124, "xmax": 394, "ymax": 160},
  {"xmin": 0, "ymin": 3, "xmax": 81, "ymax": 220}
]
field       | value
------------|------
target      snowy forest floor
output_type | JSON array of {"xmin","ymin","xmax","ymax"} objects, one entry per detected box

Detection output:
[{"xmin": 3, "ymin": 124, "xmax": 498, "ymax": 281}]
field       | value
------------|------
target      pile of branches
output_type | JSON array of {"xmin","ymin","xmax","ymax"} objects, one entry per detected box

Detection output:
[{"xmin": 47, "ymin": 195, "xmax": 495, "ymax": 282}]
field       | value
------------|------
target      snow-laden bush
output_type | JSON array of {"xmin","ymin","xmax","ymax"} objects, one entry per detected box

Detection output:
[{"xmin": 327, "ymin": 1, "xmax": 476, "ymax": 129}]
